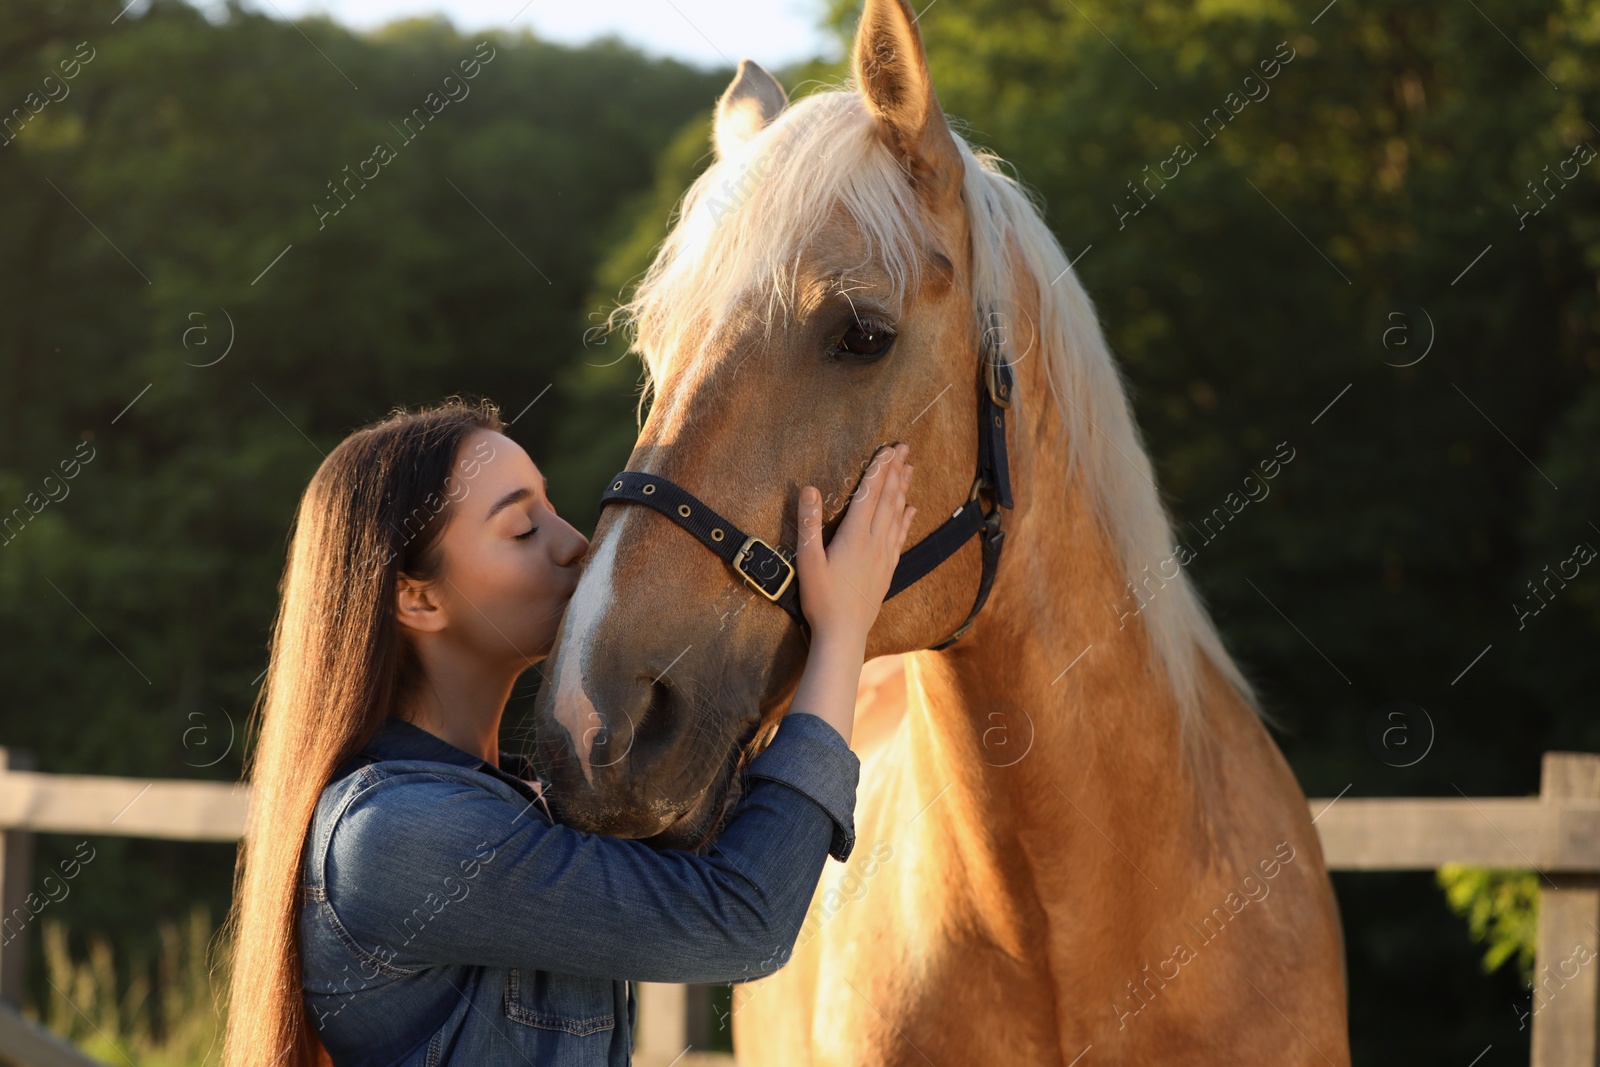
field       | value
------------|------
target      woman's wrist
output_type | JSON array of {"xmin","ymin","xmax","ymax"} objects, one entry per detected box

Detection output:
[
  {"xmin": 809, "ymin": 627, "xmax": 867, "ymax": 663},
  {"xmin": 790, "ymin": 628, "xmax": 868, "ymax": 745}
]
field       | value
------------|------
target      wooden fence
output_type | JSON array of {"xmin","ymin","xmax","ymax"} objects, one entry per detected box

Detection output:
[{"xmin": 0, "ymin": 748, "xmax": 1594, "ymax": 1066}]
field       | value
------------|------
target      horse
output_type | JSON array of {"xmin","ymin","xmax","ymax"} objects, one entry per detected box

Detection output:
[{"xmin": 531, "ymin": 0, "xmax": 1350, "ymax": 1061}]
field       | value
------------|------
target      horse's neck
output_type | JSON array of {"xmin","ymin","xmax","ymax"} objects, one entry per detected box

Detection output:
[{"xmin": 899, "ymin": 463, "xmax": 1214, "ymax": 949}]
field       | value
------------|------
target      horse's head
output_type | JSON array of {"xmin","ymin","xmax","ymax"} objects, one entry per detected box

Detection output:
[{"xmin": 533, "ymin": 0, "xmax": 1036, "ymax": 850}]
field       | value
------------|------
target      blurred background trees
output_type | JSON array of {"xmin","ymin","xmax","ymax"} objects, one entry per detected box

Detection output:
[{"xmin": 0, "ymin": 0, "xmax": 1595, "ymax": 1061}]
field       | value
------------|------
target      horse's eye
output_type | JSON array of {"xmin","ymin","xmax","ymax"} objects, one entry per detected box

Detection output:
[{"xmin": 830, "ymin": 320, "xmax": 897, "ymax": 362}]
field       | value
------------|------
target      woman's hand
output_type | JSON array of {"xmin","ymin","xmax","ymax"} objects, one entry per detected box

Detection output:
[
  {"xmin": 794, "ymin": 443, "xmax": 916, "ymax": 650},
  {"xmin": 783, "ymin": 443, "xmax": 915, "ymax": 746}
]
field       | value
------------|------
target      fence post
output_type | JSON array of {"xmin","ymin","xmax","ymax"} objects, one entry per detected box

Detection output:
[
  {"xmin": 1530, "ymin": 752, "xmax": 1600, "ymax": 1067},
  {"xmin": 684, "ymin": 984, "xmax": 715, "ymax": 1048},
  {"xmin": 634, "ymin": 982, "xmax": 688, "ymax": 1066},
  {"xmin": 0, "ymin": 748, "xmax": 37, "ymax": 1011}
]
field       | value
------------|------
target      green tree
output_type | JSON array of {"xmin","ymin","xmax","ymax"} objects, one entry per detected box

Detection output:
[{"xmin": 0, "ymin": 0, "xmax": 725, "ymax": 1024}]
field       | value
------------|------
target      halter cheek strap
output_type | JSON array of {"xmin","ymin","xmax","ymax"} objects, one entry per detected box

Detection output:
[{"xmin": 597, "ymin": 306, "xmax": 1014, "ymax": 651}]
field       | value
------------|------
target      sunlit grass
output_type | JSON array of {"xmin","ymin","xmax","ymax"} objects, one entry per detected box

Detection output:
[{"xmin": 26, "ymin": 906, "xmax": 226, "ymax": 1067}]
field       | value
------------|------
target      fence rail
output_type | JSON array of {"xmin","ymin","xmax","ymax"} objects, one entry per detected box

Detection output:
[{"xmin": 0, "ymin": 748, "xmax": 1594, "ymax": 1066}]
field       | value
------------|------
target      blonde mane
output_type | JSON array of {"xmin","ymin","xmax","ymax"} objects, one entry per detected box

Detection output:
[{"xmin": 610, "ymin": 83, "xmax": 1265, "ymax": 734}]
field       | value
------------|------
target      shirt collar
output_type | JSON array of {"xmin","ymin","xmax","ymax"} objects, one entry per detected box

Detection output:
[{"xmin": 363, "ymin": 715, "xmax": 537, "ymax": 781}]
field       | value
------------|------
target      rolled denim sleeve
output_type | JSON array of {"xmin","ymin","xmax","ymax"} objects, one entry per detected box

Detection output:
[
  {"xmin": 319, "ymin": 710, "xmax": 861, "ymax": 985},
  {"xmin": 743, "ymin": 711, "xmax": 859, "ymax": 862}
]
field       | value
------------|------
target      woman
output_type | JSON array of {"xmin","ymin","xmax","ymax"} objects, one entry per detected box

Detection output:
[{"xmin": 219, "ymin": 398, "xmax": 915, "ymax": 1066}]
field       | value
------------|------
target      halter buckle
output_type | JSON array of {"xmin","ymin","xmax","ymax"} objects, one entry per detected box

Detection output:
[
  {"xmin": 733, "ymin": 536, "xmax": 796, "ymax": 602},
  {"xmin": 985, "ymin": 353, "xmax": 1013, "ymax": 410}
]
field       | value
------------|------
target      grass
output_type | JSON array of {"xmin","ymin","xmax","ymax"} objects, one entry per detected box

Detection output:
[
  {"xmin": 5, "ymin": 873, "xmax": 1544, "ymax": 1064},
  {"xmin": 25, "ymin": 905, "xmax": 226, "ymax": 1067}
]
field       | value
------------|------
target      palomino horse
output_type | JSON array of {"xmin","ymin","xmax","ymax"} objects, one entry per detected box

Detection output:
[{"xmin": 532, "ymin": 0, "xmax": 1349, "ymax": 1061}]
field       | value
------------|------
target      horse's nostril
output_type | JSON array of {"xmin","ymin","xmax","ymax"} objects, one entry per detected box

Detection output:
[{"xmin": 634, "ymin": 677, "xmax": 677, "ymax": 754}]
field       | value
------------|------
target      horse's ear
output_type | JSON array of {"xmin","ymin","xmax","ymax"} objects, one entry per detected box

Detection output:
[
  {"xmin": 851, "ymin": 0, "xmax": 963, "ymax": 201},
  {"xmin": 713, "ymin": 59, "xmax": 789, "ymax": 159}
]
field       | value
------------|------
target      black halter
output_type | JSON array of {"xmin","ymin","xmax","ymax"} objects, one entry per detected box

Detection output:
[{"xmin": 598, "ymin": 309, "xmax": 1015, "ymax": 651}]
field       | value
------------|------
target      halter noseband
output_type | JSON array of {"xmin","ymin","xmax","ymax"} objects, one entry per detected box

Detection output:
[{"xmin": 598, "ymin": 309, "xmax": 1015, "ymax": 651}]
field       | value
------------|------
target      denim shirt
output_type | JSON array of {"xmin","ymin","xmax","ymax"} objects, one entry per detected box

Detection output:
[{"xmin": 299, "ymin": 710, "xmax": 860, "ymax": 1066}]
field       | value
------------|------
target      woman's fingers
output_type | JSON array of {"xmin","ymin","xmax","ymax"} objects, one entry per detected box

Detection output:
[
  {"xmin": 795, "ymin": 485, "xmax": 824, "ymax": 574},
  {"xmin": 867, "ymin": 463, "xmax": 896, "ymax": 540},
  {"xmin": 845, "ymin": 444, "xmax": 899, "ymax": 535},
  {"xmin": 870, "ymin": 459, "xmax": 908, "ymax": 541},
  {"xmin": 794, "ymin": 443, "xmax": 914, "ymax": 637},
  {"xmin": 864, "ymin": 444, "xmax": 907, "ymax": 534},
  {"xmin": 901, "ymin": 504, "xmax": 918, "ymax": 546}
]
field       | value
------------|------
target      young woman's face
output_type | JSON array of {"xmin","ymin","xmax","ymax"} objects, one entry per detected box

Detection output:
[{"xmin": 423, "ymin": 428, "xmax": 590, "ymax": 666}]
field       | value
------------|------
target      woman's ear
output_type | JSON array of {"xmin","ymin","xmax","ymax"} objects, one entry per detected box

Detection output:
[{"xmin": 395, "ymin": 573, "xmax": 449, "ymax": 634}]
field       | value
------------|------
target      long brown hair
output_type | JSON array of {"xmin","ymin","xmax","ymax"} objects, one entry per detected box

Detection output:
[{"xmin": 218, "ymin": 397, "xmax": 505, "ymax": 1067}]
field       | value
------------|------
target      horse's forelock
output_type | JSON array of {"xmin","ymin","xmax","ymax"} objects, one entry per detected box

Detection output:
[{"xmin": 619, "ymin": 88, "xmax": 935, "ymax": 376}]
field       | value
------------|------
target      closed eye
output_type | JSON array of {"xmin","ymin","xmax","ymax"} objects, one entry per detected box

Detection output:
[{"xmin": 515, "ymin": 526, "xmax": 539, "ymax": 541}]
